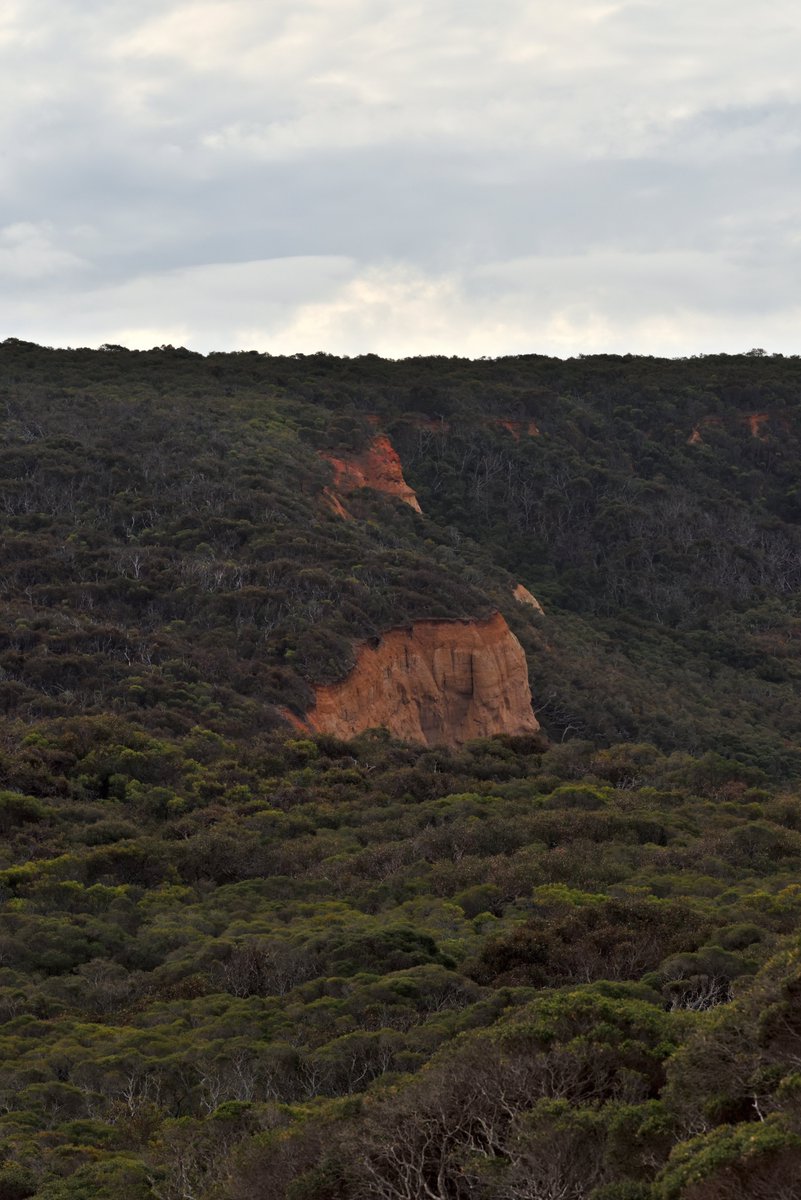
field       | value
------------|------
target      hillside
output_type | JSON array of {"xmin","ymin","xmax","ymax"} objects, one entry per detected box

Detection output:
[
  {"xmin": 5, "ymin": 341, "xmax": 801, "ymax": 771},
  {"xmin": 2, "ymin": 342, "xmax": 801, "ymax": 1198}
]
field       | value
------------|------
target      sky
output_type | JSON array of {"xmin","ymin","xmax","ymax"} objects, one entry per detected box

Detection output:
[{"xmin": 0, "ymin": 0, "xmax": 799, "ymax": 357}]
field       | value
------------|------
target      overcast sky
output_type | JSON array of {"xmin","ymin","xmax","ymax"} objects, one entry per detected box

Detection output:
[{"xmin": 1, "ymin": 0, "xmax": 799, "ymax": 356}]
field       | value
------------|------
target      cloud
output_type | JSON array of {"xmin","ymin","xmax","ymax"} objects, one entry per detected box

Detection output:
[
  {"xmin": 0, "ymin": 223, "xmax": 86, "ymax": 282},
  {"xmin": 2, "ymin": 248, "xmax": 795, "ymax": 359},
  {"xmin": 0, "ymin": 0, "xmax": 799, "ymax": 354},
  {"xmin": 0, "ymin": 256, "xmax": 353, "ymax": 349}
]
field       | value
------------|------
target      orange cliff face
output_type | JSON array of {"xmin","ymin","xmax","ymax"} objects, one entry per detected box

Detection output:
[
  {"xmin": 321, "ymin": 434, "xmax": 422, "ymax": 514},
  {"xmin": 297, "ymin": 613, "xmax": 539, "ymax": 748},
  {"xmin": 513, "ymin": 583, "xmax": 545, "ymax": 615}
]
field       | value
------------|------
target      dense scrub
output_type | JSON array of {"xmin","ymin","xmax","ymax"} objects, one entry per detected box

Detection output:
[
  {"xmin": 3, "ymin": 343, "xmax": 801, "ymax": 1196},
  {"xmin": 1, "ymin": 720, "xmax": 801, "ymax": 1197},
  {"xmin": 3, "ymin": 342, "xmax": 801, "ymax": 771}
]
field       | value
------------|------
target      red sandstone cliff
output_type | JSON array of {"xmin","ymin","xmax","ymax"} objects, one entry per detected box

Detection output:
[
  {"xmin": 321, "ymin": 435, "xmax": 422, "ymax": 514},
  {"xmin": 513, "ymin": 583, "xmax": 545, "ymax": 615},
  {"xmin": 298, "ymin": 612, "xmax": 539, "ymax": 747}
]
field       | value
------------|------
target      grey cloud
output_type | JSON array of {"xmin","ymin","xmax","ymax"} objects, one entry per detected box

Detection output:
[{"xmin": 0, "ymin": 0, "xmax": 799, "ymax": 354}]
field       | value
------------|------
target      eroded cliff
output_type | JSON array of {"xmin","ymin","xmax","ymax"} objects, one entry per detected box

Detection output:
[
  {"xmin": 299, "ymin": 612, "xmax": 539, "ymax": 747},
  {"xmin": 321, "ymin": 434, "xmax": 422, "ymax": 514},
  {"xmin": 513, "ymin": 583, "xmax": 545, "ymax": 614}
]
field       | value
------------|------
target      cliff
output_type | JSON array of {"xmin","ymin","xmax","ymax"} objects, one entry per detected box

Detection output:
[
  {"xmin": 299, "ymin": 612, "xmax": 539, "ymax": 747},
  {"xmin": 321, "ymin": 434, "xmax": 422, "ymax": 513},
  {"xmin": 513, "ymin": 583, "xmax": 545, "ymax": 614}
]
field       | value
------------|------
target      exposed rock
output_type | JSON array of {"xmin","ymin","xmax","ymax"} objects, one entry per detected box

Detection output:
[
  {"xmin": 688, "ymin": 416, "xmax": 722, "ymax": 445},
  {"xmin": 745, "ymin": 412, "xmax": 771, "ymax": 438},
  {"xmin": 277, "ymin": 706, "xmax": 309, "ymax": 734},
  {"xmin": 689, "ymin": 412, "xmax": 789, "ymax": 445},
  {"xmin": 513, "ymin": 583, "xmax": 545, "ymax": 615},
  {"xmin": 297, "ymin": 612, "xmax": 539, "ymax": 747},
  {"xmin": 321, "ymin": 487, "xmax": 352, "ymax": 520},
  {"xmin": 495, "ymin": 419, "xmax": 540, "ymax": 440},
  {"xmin": 321, "ymin": 434, "xmax": 422, "ymax": 513}
]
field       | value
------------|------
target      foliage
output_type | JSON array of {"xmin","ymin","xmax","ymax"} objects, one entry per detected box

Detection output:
[{"xmin": 1, "ymin": 345, "xmax": 801, "ymax": 1195}]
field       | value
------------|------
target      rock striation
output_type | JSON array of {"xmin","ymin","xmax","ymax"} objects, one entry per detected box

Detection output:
[
  {"xmin": 321, "ymin": 434, "xmax": 422, "ymax": 514},
  {"xmin": 299, "ymin": 612, "xmax": 539, "ymax": 747}
]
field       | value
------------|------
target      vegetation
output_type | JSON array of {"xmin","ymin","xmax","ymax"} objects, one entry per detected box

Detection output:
[{"xmin": 2, "ymin": 341, "xmax": 801, "ymax": 1196}]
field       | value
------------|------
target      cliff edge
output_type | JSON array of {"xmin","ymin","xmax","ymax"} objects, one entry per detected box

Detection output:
[
  {"xmin": 321, "ymin": 434, "xmax": 422, "ymax": 514},
  {"xmin": 301, "ymin": 612, "xmax": 539, "ymax": 747}
]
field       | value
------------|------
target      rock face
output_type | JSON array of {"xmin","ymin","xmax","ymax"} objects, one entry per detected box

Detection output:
[
  {"xmin": 302, "ymin": 612, "xmax": 539, "ymax": 747},
  {"xmin": 321, "ymin": 435, "xmax": 422, "ymax": 514},
  {"xmin": 513, "ymin": 583, "xmax": 545, "ymax": 615}
]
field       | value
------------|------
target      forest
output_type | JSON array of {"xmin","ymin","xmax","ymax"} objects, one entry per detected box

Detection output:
[{"xmin": 2, "ymin": 341, "xmax": 801, "ymax": 1197}]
